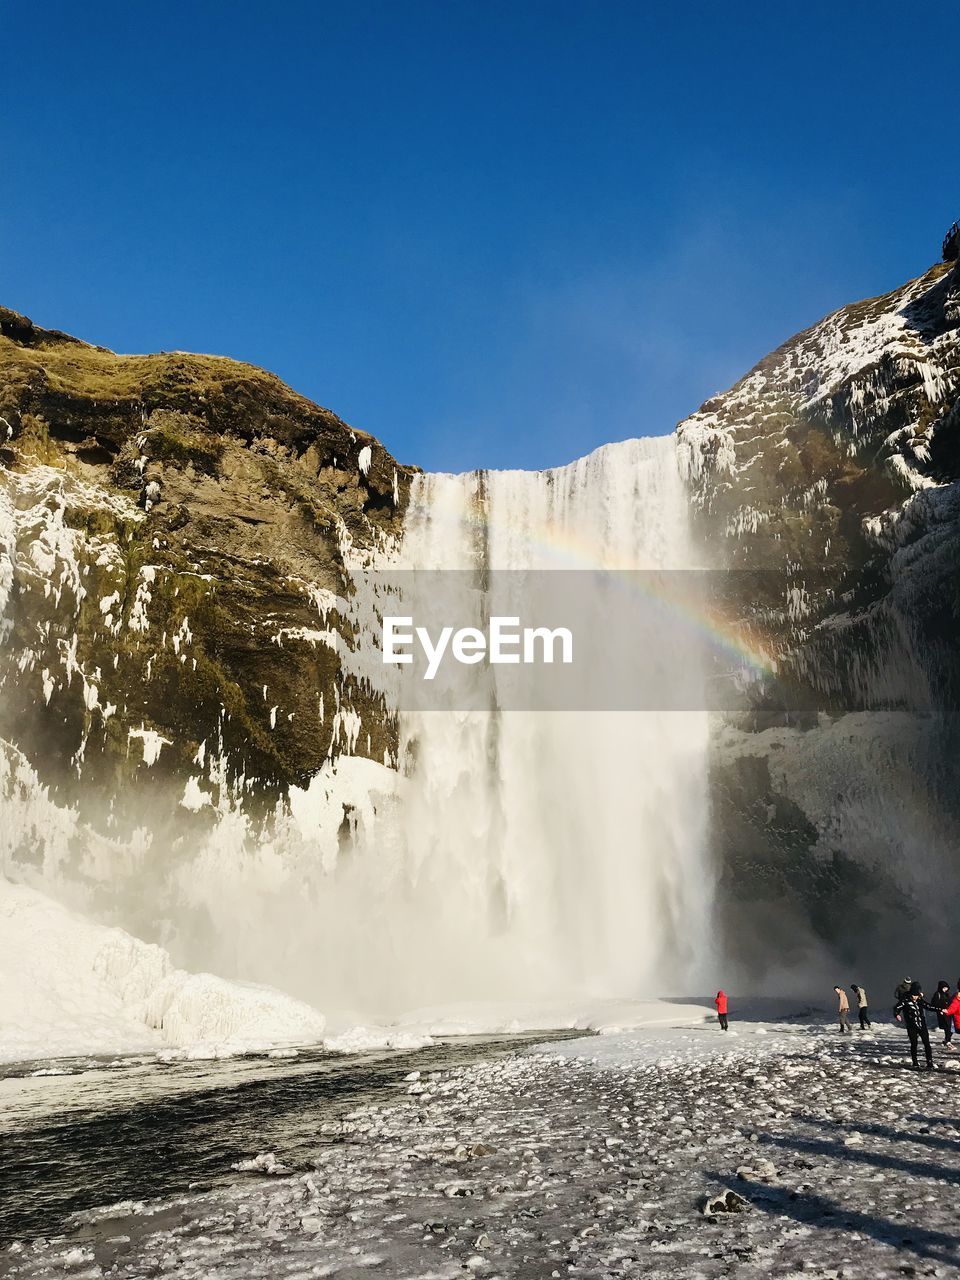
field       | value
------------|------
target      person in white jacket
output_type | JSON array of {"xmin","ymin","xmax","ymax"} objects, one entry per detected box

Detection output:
[{"xmin": 834, "ymin": 985, "xmax": 850, "ymax": 1035}]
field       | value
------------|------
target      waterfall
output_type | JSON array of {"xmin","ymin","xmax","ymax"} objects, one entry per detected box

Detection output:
[{"xmin": 320, "ymin": 435, "xmax": 714, "ymax": 1015}]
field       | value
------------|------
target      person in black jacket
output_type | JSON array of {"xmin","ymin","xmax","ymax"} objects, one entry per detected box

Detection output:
[
  {"xmin": 894, "ymin": 982, "xmax": 937, "ymax": 1070},
  {"xmin": 931, "ymin": 980, "xmax": 954, "ymax": 1046},
  {"xmin": 894, "ymin": 976, "xmax": 913, "ymax": 1003}
]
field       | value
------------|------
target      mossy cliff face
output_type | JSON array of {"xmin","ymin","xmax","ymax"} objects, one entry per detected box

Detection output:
[
  {"xmin": 677, "ymin": 262, "xmax": 960, "ymax": 979},
  {"xmin": 0, "ymin": 305, "xmax": 414, "ymax": 831}
]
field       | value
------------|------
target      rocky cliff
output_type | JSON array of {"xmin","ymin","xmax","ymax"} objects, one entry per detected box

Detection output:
[
  {"xmin": 0, "ymin": 305, "xmax": 412, "ymax": 794},
  {"xmin": 677, "ymin": 259, "xmax": 960, "ymax": 979},
  {"xmin": 0, "ymin": 307, "xmax": 415, "ymax": 956}
]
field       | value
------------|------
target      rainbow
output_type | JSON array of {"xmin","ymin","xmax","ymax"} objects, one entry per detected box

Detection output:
[{"xmin": 410, "ymin": 498, "xmax": 781, "ymax": 682}]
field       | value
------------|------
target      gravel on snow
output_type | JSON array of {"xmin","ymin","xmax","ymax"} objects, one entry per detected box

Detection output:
[{"xmin": 3, "ymin": 1025, "xmax": 960, "ymax": 1279}]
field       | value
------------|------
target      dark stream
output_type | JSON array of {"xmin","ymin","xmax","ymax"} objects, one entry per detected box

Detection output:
[{"xmin": 0, "ymin": 1033, "xmax": 573, "ymax": 1246}]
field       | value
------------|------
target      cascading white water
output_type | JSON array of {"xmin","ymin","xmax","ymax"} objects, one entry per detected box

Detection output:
[{"xmin": 361, "ymin": 435, "xmax": 713, "ymax": 1013}]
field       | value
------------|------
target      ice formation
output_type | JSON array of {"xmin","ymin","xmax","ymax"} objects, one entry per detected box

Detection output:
[{"xmin": 0, "ymin": 878, "xmax": 326, "ymax": 1062}]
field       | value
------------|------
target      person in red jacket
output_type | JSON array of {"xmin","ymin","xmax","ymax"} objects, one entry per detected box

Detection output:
[
  {"xmin": 715, "ymin": 990, "xmax": 729, "ymax": 1031},
  {"xmin": 940, "ymin": 982, "xmax": 960, "ymax": 1051}
]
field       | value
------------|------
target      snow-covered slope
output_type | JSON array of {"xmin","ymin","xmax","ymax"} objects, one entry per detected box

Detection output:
[
  {"xmin": 679, "ymin": 262, "xmax": 959, "ymax": 518},
  {"xmin": 0, "ymin": 878, "xmax": 326, "ymax": 1062}
]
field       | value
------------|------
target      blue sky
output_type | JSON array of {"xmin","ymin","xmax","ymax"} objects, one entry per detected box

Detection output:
[{"xmin": 2, "ymin": 2, "xmax": 954, "ymax": 471}]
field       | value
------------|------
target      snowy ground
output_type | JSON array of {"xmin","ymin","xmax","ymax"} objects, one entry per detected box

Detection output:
[{"xmin": 4, "ymin": 1016, "xmax": 960, "ymax": 1278}]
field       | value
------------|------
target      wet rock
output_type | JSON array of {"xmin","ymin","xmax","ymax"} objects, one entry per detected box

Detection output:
[{"xmin": 701, "ymin": 1190, "xmax": 750, "ymax": 1216}]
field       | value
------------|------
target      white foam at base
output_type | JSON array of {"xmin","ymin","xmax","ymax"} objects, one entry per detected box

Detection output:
[{"xmin": 0, "ymin": 878, "xmax": 326, "ymax": 1063}]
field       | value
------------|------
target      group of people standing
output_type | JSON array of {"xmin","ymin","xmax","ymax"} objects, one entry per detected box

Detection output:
[
  {"xmin": 834, "ymin": 976, "xmax": 960, "ymax": 1070},
  {"xmin": 714, "ymin": 981, "xmax": 960, "ymax": 1071}
]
